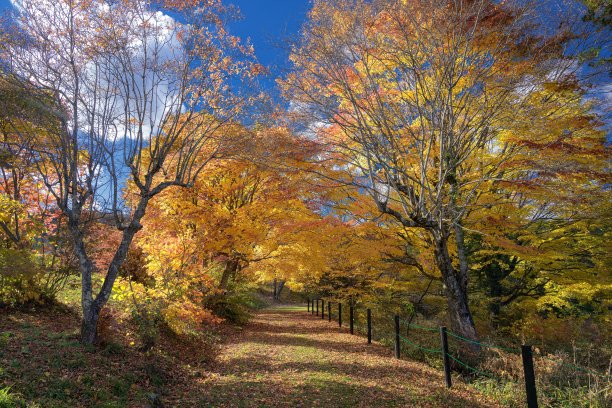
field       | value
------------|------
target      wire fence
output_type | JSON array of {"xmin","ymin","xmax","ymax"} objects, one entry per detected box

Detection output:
[{"xmin": 306, "ymin": 297, "xmax": 611, "ymax": 407}]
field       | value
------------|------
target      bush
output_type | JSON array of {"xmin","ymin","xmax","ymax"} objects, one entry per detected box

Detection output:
[
  {"xmin": 0, "ymin": 248, "xmax": 74, "ymax": 307},
  {"xmin": 131, "ymin": 304, "xmax": 164, "ymax": 351},
  {"xmin": 0, "ymin": 248, "xmax": 39, "ymax": 306},
  {"xmin": 113, "ymin": 276, "xmax": 212, "ymax": 346},
  {"xmin": 206, "ymin": 293, "xmax": 252, "ymax": 325}
]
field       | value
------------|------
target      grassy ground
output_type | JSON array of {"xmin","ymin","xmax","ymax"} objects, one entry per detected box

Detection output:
[
  {"xmin": 0, "ymin": 304, "xmax": 219, "ymax": 408},
  {"xmin": 0, "ymin": 303, "xmax": 502, "ymax": 407}
]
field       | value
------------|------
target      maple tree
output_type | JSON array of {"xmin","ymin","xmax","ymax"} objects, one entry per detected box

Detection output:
[
  {"xmin": 466, "ymin": 80, "xmax": 610, "ymax": 324},
  {"xmin": 119, "ymin": 126, "xmax": 324, "ymax": 329}
]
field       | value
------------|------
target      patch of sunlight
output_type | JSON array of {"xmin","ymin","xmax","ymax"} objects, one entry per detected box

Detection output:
[
  {"xmin": 229, "ymin": 343, "xmax": 258, "ymax": 357},
  {"xmin": 291, "ymin": 345, "xmax": 321, "ymax": 359},
  {"xmin": 267, "ymin": 305, "xmax": 306, "ymax": 312}
]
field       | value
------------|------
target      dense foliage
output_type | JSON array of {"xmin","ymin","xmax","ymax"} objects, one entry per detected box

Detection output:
[{"xmin": 0, "ymin": 0, "xmax": 609, "ymax": 406}]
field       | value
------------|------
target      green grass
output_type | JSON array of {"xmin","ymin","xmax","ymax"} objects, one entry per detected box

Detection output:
[
  {"xmin": 0, "ymin": 332, "xmax": 12, "ymax": 348},
  {"xmin": 269, "ymin": 305, "xmax": 307, "ymax": 312},
  {"xmin": 0, "ymin": 387, "xmax": 18, "ymax": 408}
]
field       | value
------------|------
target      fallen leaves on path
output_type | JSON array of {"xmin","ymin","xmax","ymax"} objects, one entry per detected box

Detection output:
[{"xmin": 192, "ymin": 306, "xmax": 501, "ymax": 407}]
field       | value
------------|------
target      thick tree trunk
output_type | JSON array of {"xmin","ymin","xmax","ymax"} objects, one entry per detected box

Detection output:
[
  {"xmin": 219, "ymin": 258, "xmax": 239, "ymax": 290},
  {"xmin": 274, "ymin": 280, "xmax": 285, "ymax": 302},
  {"xmin": 72, "ymin": 199, "xmax": 147, "ymax": 345},
  {"xmin": 81, "ymin": 301, "xmax": 101, "ymax": 345},
  {"xmin": 433, "ymin": 232, "xmax": 479, "ymax": 351}
]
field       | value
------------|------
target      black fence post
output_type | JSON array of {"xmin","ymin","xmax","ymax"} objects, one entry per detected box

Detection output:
[
  {"xmin": 440, "ymin": 326, "xmax": 452, "ymax": 388},
  {"xmin": 328, "ymin": 301, "xmax": 331, "ymax": 322},
  {"xmin": 321, "ymin": 299, "xmax": 325, "ymax": 319},
  {"xmin": 522, "ymin": 345, "xmax": 539, "ymax": 408},
  {"xmin": 349, "ymin": 301, "xmax": 354, "ymax": 335},
  {"xmin": 338, "ymin": 303, "xmax": 342, "ymax": 327},
  {"xmin": 394, "ymin": 315, "xmax": 400, "ymax": 359},
  {"xmin": 316, "ymin": 299, "xmax": 319, "ymax": 316},
  {"xmin": 367, "ymin": 309, "xmax": 372, "ymax": 344}
]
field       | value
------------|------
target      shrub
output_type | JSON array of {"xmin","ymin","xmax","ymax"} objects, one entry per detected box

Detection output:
[
  {"xmin": 113, "ymin": 277, "xmax": 213, "ymax": 347},
  {"xmin": 0, "ymin": 248, "xmax": 75, "ymax": 307},
  {"xmin": 132, "ymin": 305, "xmax": 164, "ymax": 351},
  {"xmin": 0, "ymin": 248, "xmax": 39, "ymax": 306},
  {"xmin": 206, "ymin": 293, "xmax": 252, "ymax": 325}
]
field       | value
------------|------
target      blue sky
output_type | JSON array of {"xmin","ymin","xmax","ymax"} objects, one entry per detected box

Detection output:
[
  {"xmin": 1, "ymin": 0, "xmax": 608, "ymax": 121},
  {"xmin": 0, "ymin": 0, "xmax": 310, "ymax": 93},
  {"xmin": 228, "ymin": 0, "xmax": 311, "ymax": 97},
  {"xmin": 229, "ymin": 1, "xmax": 310, "ymax": 71}
]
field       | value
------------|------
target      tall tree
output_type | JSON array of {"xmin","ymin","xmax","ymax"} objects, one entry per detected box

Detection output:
[
  {"xmin": 284, "ymin": 0, "xmax": 602, "ymax": 344},
  {"xmin": 1, "ymin": 0, "xmax": 258, "ymax": 344}
]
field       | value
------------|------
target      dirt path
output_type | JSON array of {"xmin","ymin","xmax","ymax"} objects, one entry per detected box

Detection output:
[{"xmin": 194, "ymin": 305, "xmax": 499, "ymax": 407}]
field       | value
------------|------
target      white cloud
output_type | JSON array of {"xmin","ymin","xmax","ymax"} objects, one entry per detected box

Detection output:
[
  {"xmin": 9, "ymin": 0, "xmax": 183, "ymax": 142},
  {"xmin": 6, "ymin": 0, "xmax": 191, "ymax": 212}
]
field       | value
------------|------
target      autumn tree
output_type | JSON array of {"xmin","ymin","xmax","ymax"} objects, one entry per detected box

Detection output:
[
  {"xmin": 1, "ymin": 0, "xmax": 259, "ymax": 344},
  {"xmin": 132, "ymin": 127, "xmax": 323, "ymax": 316},
  {"xmin": 0, "ymin": 76, "xmax": 79, "ymax": 304},
  {"xmin": 467, "ymin": 82, "xmax": 610, "ymax": 326},
  {"xmin": 284, "ymin": 0, "xmax": 607, "ymax": 344}
]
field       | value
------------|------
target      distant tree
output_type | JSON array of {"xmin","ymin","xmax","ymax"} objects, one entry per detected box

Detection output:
[{"xmin": 134, "ymin": 127, "xmax": 322, "ymax": 304}]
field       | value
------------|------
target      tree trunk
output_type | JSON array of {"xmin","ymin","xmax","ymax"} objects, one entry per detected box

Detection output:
[
  {"xmin": 69, "ymin": 218, "xmax": 98, "ymax": 345},
  {"xmin": 72, "ymin": 199, "xmax": 147, "ymax": 345},
  {"xmin": 219, "ymin": 258, "xmax": 239, "ymax": 291},
  {"xmin": 81, "ymin": 301, "xmax": 101, "ymax": 345},
  {"xmin": 273, "ymin": 280, "xmax": 285, "ymax": 302},
  {"xmin": 433, "ymin": 232, "xmax": 479, "ymax": 351},
  {"xmin": 485, "ymin": 264, "xmax": 504, "ymax": 324},
  {"xmin": 77, "ymin": 226, "xmax": 140, "ymax": 345}
]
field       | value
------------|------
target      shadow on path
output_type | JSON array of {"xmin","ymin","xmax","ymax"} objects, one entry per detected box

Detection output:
[{"xmin": 192, "ymin": 306, "xmax": 501, "ymax": 408}]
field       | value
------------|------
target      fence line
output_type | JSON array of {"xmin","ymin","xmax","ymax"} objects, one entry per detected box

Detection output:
[
  {"xmin": 304, "ymin": 297, "xmax": 611, "ymax": 408},
  {"xmin": 398, "ymin": 333, "xmax": 441, "ymax": 354}
]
